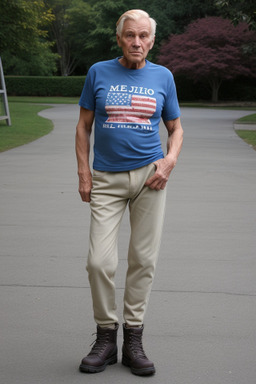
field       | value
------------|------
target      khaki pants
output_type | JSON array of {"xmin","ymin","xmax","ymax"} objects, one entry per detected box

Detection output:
[{"xmin": 87, "ymin": 163, "xmax": 167, "ymax": 327}]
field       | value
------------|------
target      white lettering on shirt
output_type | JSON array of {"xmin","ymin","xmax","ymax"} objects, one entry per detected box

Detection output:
[{"xmin": 109, "ymin": 85, "xmax": 154, "ymax": 96}]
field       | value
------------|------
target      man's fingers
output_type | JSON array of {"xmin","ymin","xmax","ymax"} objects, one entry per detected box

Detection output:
[
  {"xmin": 145, "ymin": 161, "xmax": 169, "ymax": 191},
  {"xmin": 145, "ymin": 174, "xmax": 157, "ymax": 186},
  {"xmin": 79, "ymin": 188, "xmax": 91, "ymax": 202}
]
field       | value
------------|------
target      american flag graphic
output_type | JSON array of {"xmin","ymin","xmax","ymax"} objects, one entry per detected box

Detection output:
[{"xmin": 105, "ymin": 92, "xmax": 156, "ymax": 124}]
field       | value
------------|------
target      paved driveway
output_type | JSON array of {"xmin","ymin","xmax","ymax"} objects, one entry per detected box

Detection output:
[{"xmin": 0, "ymin": 105, "xmax": 256, "ymax": 384}]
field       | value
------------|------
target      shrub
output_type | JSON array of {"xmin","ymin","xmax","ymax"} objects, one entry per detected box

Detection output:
[
  {"xmin": 5, "ymin": 76, "xmax": 85, "ymax": 96},
  {"xmin": 5, "ymin": 75, "xmax": 256, "ymax": 101}
]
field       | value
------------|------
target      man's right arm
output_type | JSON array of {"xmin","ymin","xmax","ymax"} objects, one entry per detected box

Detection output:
[{"xmin": 75, "ymin": 107, "xmax": 95, "ymax": 202}]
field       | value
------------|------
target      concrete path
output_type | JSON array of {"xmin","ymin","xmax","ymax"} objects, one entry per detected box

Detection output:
[{"xmin": 1, "ymin": 105, "xmax": 256, "ymax": 384}]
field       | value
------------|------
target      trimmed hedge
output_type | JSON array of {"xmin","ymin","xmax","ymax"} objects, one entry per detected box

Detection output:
[
  {"xmin": 5, "ymin": 76, "xmax": 86, "ymax": 97},
  {"xmin": 5, "ymin": 75, "xmax": 256, "ymax": 101}
]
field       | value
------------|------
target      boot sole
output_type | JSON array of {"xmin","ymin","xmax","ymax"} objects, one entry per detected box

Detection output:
[
  {"xmin": 122, "ymin": 355, "xmax": 155, "ymax": 376},
  {"xmin": 79, "ymin": 355, "xmax": 117, "ymax": 374}
]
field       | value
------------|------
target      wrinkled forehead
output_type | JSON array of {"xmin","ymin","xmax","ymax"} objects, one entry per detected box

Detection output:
[{"xmin": 122, "ymin": 17, "xmax": 152, "ymax": 34}]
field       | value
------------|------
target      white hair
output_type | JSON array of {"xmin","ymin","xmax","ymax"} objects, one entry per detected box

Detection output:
[{"xmin": 116, "ymin": 9, "xmax": 156, "ymax": 39}]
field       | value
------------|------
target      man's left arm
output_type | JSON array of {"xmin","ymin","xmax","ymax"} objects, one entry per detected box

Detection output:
[{"xmin": 145, "ymin": 117, "xmax": 183, "ymax": 191}]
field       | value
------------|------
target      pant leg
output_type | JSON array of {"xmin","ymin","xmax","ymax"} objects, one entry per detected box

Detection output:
[
  {"xmin": 123, "ymin": 164, "xmax": 167, "ymax": 326},
  {"xmin": 87, "ymin": 170, "xmax": 128, "ymax": 326}
]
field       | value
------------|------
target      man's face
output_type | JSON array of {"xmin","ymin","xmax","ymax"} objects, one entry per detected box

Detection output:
[{"xmin": 117, "ymin": 17, "xmax": 155, "ymax": 69}]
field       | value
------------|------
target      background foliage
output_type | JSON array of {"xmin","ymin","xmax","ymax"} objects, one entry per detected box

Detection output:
[
  {"xmin": 1, "ymin": 0, "xmax": 256, "ymax": 101},
  {"xmin": 0, "ymin": 0, "xmax": 58, "ymax": 75},
  {"xmin": 0, "ymin": 0, "xmax": 223, "ymax": 75},
  {"xmin": 5, "ymin": 76, "xmax": 85, "ymax": 96},
  {"xmin": 158, "ymin": 17, "xmax": 256, "ymax": 101}
]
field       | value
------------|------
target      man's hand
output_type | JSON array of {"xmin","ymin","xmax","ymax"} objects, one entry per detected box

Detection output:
[
  {"xmin": 78, "ymin": 172, "xmax": 92, "ymax": 202},
  {"xmin": 145, "ymin": 155, "xmax": 176, "ymax": 191},
  {"xmin": 145, "ymin": 117, "xmax": 183, "ymax": 191}
]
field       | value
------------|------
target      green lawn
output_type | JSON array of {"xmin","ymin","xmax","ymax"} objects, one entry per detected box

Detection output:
[
  {"xmin": 0, "ymin": 102, "xmax": 53, "ymax": 152},
  {"xmin": 0, "ymin": 97, "xmax": 79, "ymax": 152},
  {"xmin": 235, "ymin": 113, "xmax": 256, "ymax": 150},
  {"xmin": 236, "ymin": 130, "xmax": 256, "ymax": 149},
  {"xmin": 235, "ymin": 113, "xmax": 256, "ymax": 124}
]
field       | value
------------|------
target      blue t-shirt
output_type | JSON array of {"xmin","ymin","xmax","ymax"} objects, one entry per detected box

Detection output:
[{"xmin": 79, "ymin": 58, "xmax": 180, "ymax": 172}]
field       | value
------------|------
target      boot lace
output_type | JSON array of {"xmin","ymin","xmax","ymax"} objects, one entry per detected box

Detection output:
[
  {"xmin": 88, "ymin": 332, "xmax": 110, "ymax": 356},
  {"xmin": 129, "ymin": 333, "xmax": 147, "ymax": 359}
]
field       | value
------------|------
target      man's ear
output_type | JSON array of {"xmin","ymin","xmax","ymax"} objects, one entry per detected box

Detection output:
[{"xmin": 116, "ymin": 34, "xmax": 122, "ymax": 47}]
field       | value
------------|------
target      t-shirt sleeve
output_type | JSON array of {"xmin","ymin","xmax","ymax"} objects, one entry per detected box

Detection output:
[
  {"xmin": 161, "ymin": 73, "xmax": 180, "ymax": 121},
  {"xmin": 79, "ymin": 66, "xmax": 95, "ymax": 111}
]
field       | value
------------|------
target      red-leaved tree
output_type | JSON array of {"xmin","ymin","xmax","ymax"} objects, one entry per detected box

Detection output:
[{"xmin": 158, "ymin": 17, "xmax": 256, "ymax": 102}]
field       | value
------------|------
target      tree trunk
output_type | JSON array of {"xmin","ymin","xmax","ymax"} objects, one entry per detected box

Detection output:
[
  {"xmin": 211, "ymin": 85, "xmax": 219, "ymax": 103},
  {"xmin": 209, "ymin": 78, "xmax": 222, "ymax": 102}
]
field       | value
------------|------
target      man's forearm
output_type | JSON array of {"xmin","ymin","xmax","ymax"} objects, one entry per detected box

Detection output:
[
  {"xmin": 166, "ymin": 127, "xmax": 183, "ymax": 164},
  {"xmin": 76, "ymin": 123, "xmax": 91, "ymax": 176},
  {"xmin": 165, "ymin": 118, "xmax": 183, "ymax": 165},
  {"xmin": 75, "ymin": 119, "xmax": 93, "ymax": 202}
]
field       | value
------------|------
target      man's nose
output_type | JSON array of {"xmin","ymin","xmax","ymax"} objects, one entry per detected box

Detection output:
[{"xmin": 133, "ymin": 36, "xmax": 141, "ymax": 46}]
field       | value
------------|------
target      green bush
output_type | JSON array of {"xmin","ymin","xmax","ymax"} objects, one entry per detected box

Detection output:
[
  {"xmin": 5, "ymin": 76, "xmax": 85, "ymax": 97},
  {"xmin": 5, "ymin": 75, "xmax": 256, "ymax": 101}
]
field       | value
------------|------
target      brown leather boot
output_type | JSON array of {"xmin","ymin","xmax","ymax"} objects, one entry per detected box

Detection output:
[
  {"xmin": 122, "ymin": 323, "xmax": 155, "ymax": 376},
  {"xmin": 79, "ymin": 324, "xmax": 118, "ymax": 373}
]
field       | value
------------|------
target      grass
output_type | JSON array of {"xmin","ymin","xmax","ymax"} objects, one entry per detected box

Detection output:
[
  {"xmin": 234, "ymin": 113, "xmax": 256, "ymax": 150},
  {"xmin": 0, "ymin": 102, "xmax": 53, "ymax": 152},
  {"xmin": 0, "ymin": 97, "xmax": 80, "ymax": 152},
  {"xmin": 236, "ymin": 130, "xmax": 256, "ymax": 149},
  {"xmin": 235, "ymin": 113, "xmax": 256, "ymax": 124}
]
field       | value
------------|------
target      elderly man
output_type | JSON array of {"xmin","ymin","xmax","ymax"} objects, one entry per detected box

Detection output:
[{"xmin": 76, "ymin": 9, "xmax": 183, "ymax": 376}]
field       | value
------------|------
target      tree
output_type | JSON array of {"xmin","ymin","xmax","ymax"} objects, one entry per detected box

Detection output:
[
  {"xmin": 0, "ymin": 0, "xmax": 57, "ymax": 75},
  {"xmin": 65, "ymin": 0, "xmax": 95, "ymax": 74},
  {"xmin": 158, "ymin": 17, "xmax": 256, "ymax": 102},
  {"xmin": 45, "ymin": 0, "xmax": 93, "ymax": 76},
  {"xmin": 76, "ymin": 0, "xmax": 219, "ymax": 70},
  {"xmin": 42, "ymin": 0, "xmax": 219, "ymax": 75},
  {"xmin": 78, "ymin": 0, "xmax": 129, "ymax": 69},
  {"xmin": 0, "ymin": 0, "xmax": 223, "ymax": 76},
  {"xmin": 45, "ymin": 0, "xmax": 72, "ymax": 76},
  {"xmin": 215, "ymin": 0, "xmax": 256, "ymax": 30},
  {"xmin": 45, "ymin": 0, "xmax": 127, "ymax": 75}
]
